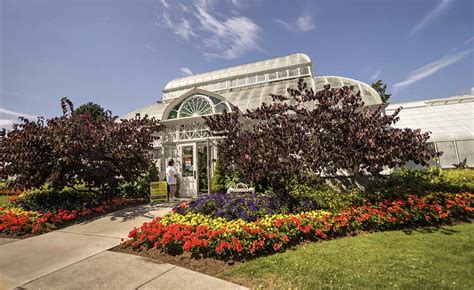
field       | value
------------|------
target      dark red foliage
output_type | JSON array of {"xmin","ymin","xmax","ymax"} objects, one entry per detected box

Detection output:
[
  {"xmin": 0, "ymin": 98, "xmax": 163, "ymax": 192},
  {"xmin": 204, "ymin": 78, "xmax": 438, "ymax": 188}
]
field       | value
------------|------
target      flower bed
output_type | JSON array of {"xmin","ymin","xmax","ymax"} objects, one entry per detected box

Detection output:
[
  {"xmin": 0, "ymin": 181, "xmax": 23, "ymax": 195},
  {"xmin": 124, "ymin": 193, "xmax": 473, "ymax": 259},
  {"xmin": 172, "ymin": 192, "xmax": 317, "ymax": 221},
  {"xmin": 0, "ymin": 197, "xmax": 140, "ymax": 236},
  {"xmin": 0, "ymin": 188, "xmax": 22, "ymax": 195}
]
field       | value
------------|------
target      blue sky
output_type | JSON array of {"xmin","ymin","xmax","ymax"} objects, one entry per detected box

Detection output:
[{"xmin": 1, "ymin": 0, "xmax": 472, "ymax": 128}]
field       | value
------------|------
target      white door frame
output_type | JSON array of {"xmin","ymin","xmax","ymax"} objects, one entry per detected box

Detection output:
[{"xmin": 178, "ymin": 143, "xmax": 198, "ymax": 198}]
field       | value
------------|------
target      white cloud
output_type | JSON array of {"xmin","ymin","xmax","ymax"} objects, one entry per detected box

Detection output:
[
  {"xmin": 0, "ymin": 119, "xmax": 14, "ymax": 126},
  {"xmin": 230, "ymin": 0, "xmax": 241, "ymax": 8},
  {"xmin": 445, "ymin": 47, "xmax": 458, "ymax": 56},
  {"xmin": 180, "ymin": 67, "xmax": 193, "ymax": 76},
  {"xmin": 296, "ymin": 14, "xmax": 315, "ymax": 32},
  {"xmin": 0, "ymin": 107, "xmax": 36, "ymax": 119},
  {"xmin": 392, "ymin": 49, "xmax": 471, "ymax": 91},
  {"xmin": 198, "ymin": 8, "xmax": 260, "ymax": 60},
  {"xmin": 275, "ymin": 19, "xmax": 292, "ymax": 30},
  {"xmin": 276, "ymin": 12, "xmax": 316, "ymax": 32},
  {"xmin": 156, "ymin": 0, "xmax": 261, "ymax": 60},
  {"xmin": 159, "ymin": 12, "xmax": 197, "ymax": 40},
  {"xmin": 410, "ymin": 0, "xmax": 453, "ymax": 37},
  {"xmin": 0, "ymin": 119, "xmax": 14, "ymax": 130},
  {"xmin": 160, "ymin": 0, "xmax": 169, "ymax": 9},
  {"xmin": 0, "ymin": 107, "xmax": 37, "ymax": 130},
  {"xmin": 465, "ymin": 36, "xmax": 474, "ymax": 44},
  {"xmin": 144, "ymin": 44, "xmax": 155, "ymax": 51},
  {"xmin": 1, "ymin": 90, "xmax": 26, "ymax": 97},
  {"xmin": 369, "ymin": 69, "xmax": 381, "ymax": 81}
]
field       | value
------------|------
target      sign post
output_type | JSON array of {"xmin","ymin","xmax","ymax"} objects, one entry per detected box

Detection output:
[{"xmin": 150, "ymin": 181, "xmax": 168, "ymax": 202}]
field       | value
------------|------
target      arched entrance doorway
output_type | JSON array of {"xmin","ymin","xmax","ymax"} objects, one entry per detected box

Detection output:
[{"xmin": 158, "ymin": 89, "xmax": 232, "ymax": 197}]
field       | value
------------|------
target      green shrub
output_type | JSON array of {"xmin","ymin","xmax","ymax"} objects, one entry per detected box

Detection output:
[
  {"xmin": 119, "ymin": 165, "xmax": 163, "ymax": 199},
  {"xmin": 289, "ymin": 182, "xmax": 357, "ymax": 212},
  {"xmin": 443, "ymin": 169, "xmax": 474, "ymax": 190},
  {"xmin": 211, "ymin": 160, "xmax": 226, "ymax": 193},
  {"xmin": 224, "ymin": 170, "xmax": 244, "ymax": 190},
  {"xmin": 148, "ymin": 164, "xmax": 160, "ymax": 182},
  {"xmin": 365, "ymin": 167, "xmax": 473, "ymax": 202},
  {"xmin": 118, "ymin": 176, "xmax": 149, "ymax": 199},
  {"xmin": 14, "ymin": 185, "xmax": 100, "ymax": 211}
]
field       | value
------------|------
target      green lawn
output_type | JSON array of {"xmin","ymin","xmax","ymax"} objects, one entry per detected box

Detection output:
[
  {"xmin": 0, "ymin": 195, "xmax": 10, "ymax": 207},
  {"xmin": 219, "ymin": 223, "xmax": 474, "ymax": 289}
]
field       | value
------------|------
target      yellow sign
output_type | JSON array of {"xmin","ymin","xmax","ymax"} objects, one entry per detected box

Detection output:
[{"xmin": 150, "ymin": 181, "xmax": 168, "ymax": 202}]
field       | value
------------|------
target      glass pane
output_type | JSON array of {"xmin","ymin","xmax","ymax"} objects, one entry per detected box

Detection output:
[
  {"xmin": 300, "ymin": 66, "xmax": 310, "ymax": 75},
  {"xmin": 237, "ymin": 78, "xmax": 246, "ymax": 86},
  {"xmin": 456, "ymin": 140, "xmax": 474, "ymax": 166},
  {"xmin": 436, "ymin": 141, "xmax": 458, "ymax": 168},
  {"xmin": 257, "ymin": 74, "xmax": 265, "ymax": 82},
  {"xmin": 230, "ymin": 79, "xmax": 237, "ymax": 87},
  {"xmin": 247, "ymin": 75, "xmax": 257, "ymax": 84},
  {"xmin": 209, "ymin": 96, "xmax": 221, "ymax": 105},
  {"xmin": 277, "ymin": 70, "xmax": 288, "ymax": 78},
  {"xmin": 215, "ymin": 102, "xmax": 228, "ymax": 113},
  {"xmin": 163, "ymin": 145, "xmax": 176, "ymax": 173},
  {"xmin": 168, "ymin": 110, "xmax": 178, "ymax": 119},
  {"xmin": 219, "ymin": 81, "xmax": 227, "ymax": 89},
  {"xmin": 179, "ymin": 96, "xmax": 213, "ymax": 118},
  {"xmin": 288, "ymin": 69, "xmax": 298, "ymax": 77},
  {"xmin": 154, "ymin": 149, "xmax": 160, "ymax": 159},
  {"xmin": 268, "ymin": 72, "xmax": 277, "ymax": 80},
  {"xmin": 181, "ymin": 146, "xmax": 194, "ymax": 177}
]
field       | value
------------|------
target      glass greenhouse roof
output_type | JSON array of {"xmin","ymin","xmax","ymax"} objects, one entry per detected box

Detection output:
[
  {"xmin": 121, "ymin": 101, "xmax": 167, "ymax": 121},
  {"xmin": 312, "ymin": 76, "xmax": 382, "ymax": 106},
  {"xmin": 386, "ymin": 94, "xmax": 474, "ymax": 142},
  {"xmin": 163, "ymin": 53, "xmax": 311, "ymax": 93},
  {"xmin": 122, "ymin": 76, "xmax": 383, "ymax": 121}
]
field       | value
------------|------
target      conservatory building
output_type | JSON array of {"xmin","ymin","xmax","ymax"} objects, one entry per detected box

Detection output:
[
  {"xmin": 122, "ymin": 53, "xmax": 383, "ymax": 197},
  {"xmin": 386, "ymin": 93, "xmax": 474, "ymax": 169}
]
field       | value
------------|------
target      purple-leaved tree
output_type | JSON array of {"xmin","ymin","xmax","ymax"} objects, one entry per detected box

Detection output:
[
  {"xmin": 204, "ymin": 78, "xmax": 438, "ymax": 189},
  {"xmin": 0, "ymin": 97, "xmax": 162, "ymax": 194}
]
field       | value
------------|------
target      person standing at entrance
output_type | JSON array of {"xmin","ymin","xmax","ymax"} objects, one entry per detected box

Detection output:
[{"xmin": 166, "ymin": 159, "xmax": 179, "ymax": 200}]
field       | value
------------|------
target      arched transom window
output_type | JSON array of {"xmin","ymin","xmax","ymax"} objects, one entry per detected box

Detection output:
[
  {"xmin": 179, "ymin": 95, "xmax": 213, "ymax": 117},
  {"xmin": 167, "ymin": 94, "xmax": 230, "ymax": 120}
]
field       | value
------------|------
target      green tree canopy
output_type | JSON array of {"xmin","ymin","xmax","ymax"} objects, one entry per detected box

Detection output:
[
  {"xmin": 73, "ymin": 102, "xmax": 109, "ymax": 122},
  {"xmin": 371, "ymin": 80, "xmax": 391, "ymax": 103}
]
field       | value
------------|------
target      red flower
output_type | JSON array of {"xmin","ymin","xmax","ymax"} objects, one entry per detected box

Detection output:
[
  {"xmin": 183, "ymin": 240, "xmax": 192, "ymax": 251},
  {"xmin": 273, "ymin": 243, "xmax": 282, "ymax": 251}
]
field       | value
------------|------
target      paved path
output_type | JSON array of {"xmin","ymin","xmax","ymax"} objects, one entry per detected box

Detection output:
[
  {"xmin": 0, "ymin": 238, "xmax": 19, "ymax": 246},
  {"xmin": 0, "ymin": 203, "xmax": 246, "ymax": 290}
]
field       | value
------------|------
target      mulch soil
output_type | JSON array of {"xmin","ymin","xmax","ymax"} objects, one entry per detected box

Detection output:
[{"xmin": 112, "ymin": 245, "xmax": 241, "ymax": 277}]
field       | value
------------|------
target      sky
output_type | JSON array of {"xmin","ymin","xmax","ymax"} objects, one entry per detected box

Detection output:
[{"xmin": 1, "ymin": 0, "xmax": 473, "ymax": 129}]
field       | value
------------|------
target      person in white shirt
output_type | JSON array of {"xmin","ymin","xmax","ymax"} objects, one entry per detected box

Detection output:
[{"xmin": 166, "ymin": 159, "xmax": 179, "ymax": 200}]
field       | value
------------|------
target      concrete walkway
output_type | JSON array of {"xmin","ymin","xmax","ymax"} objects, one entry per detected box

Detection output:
[{"xmin": 0, "ymin": 203, "xmax": 246, "ymax": 290}]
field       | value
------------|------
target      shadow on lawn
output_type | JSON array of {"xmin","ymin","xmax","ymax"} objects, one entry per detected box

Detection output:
[{"xmin": 403, "ymin": 225, "xmax": 461, "ymax": 236}]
